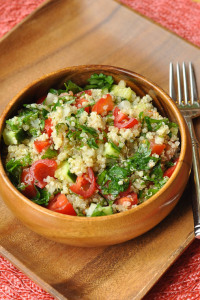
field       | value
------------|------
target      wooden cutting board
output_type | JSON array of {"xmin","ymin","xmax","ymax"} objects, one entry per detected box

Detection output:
[{"xmin": 0, "ymin": 0, "xmax": 200, "ymax": 299}]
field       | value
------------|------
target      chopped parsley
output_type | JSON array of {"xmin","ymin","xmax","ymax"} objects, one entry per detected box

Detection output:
[
  {"xmin": 85, "ymin": 73, "xmax": 114, "ymax": 91},
  {"xmin": 32, "ymin": 187, "xmax": 51, "ymax": 206}
]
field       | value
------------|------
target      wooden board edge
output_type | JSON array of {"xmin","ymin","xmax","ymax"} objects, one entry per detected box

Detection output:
[
  {"xmin": 137, "ymin": 231, "xmax": 195, "ymax": 299},
  {"xmin": 0, "ymin": 245, "xmax": 67, "ymax": 300},
  {"xmin": 0, "ymin": 231, "xmax": 195, "ymax": 300}
]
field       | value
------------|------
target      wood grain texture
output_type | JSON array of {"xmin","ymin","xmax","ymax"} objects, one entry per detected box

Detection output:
[{"xmin": 0, "ymin": 0, "xmax": 200, "ymax": 299}]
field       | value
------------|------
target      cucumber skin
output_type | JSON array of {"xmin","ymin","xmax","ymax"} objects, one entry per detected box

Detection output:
[
  {"xmin": 111, "ymin": 85, "xmax": 133, "ymax": 101},
  {"xmin": 55, "ymin": 161, "xmax": 76, "ymax": 183},
  {"xmin": 104, "ymin": 142, "xmax": 120, "ymax": 158},
  {"xmin": 3, "ymin": 128, "xmax": 26, "ymax": 145}
]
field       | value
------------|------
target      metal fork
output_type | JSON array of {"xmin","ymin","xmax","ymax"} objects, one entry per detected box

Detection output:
[{"xmin": 169, "ymin": 62, "xmax": 200, "ymax": 238}]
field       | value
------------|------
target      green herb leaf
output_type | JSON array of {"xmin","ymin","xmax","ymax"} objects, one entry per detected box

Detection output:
[
  {"xmin": 42, "ymin": 147, "xmax": 58, "ymax": 159},
  {"xmin": 6, "ymin": 159, "xmax": 23, "ymax": 186},
  {"xmin": 87, "ymin": 138, "xmax": 99, "ymax": 149},
  {"xmin": 85, "ymin": 73, "xmax": 114, "ymax": 91},
  {"xmin": 64, "ymin": 80, "xmax": 83, "ymax": 94},
  {"xmin": 97, "ymin": 165, "xmax": 130, "ymax": 198},
  {"xmin": 79, "ymin": 125, "xmax": 98, "ymax": 137},
  {"xmin": 143, "ymin": 117, "xmax": 178, "ymax": 132},
  {"xmin": 32, "ymin": 187, "xmax": 51, "ymax": 206},
  {"xmin": 49, "ymin": 88, "xmax": 58, "ymax": 95}
]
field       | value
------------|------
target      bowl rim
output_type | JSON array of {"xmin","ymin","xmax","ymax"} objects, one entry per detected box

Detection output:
[{"xmin": 0, "ymin": 64, "xmax": 190, "ymax": 222}]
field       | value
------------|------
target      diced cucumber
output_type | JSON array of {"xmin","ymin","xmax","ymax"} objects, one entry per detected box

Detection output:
[
  {"xmin": 111, "ymin": 83, "xmax": 134, "ymax": 101},
  {"xmin": 86, "ymin": 203, "xmax": 113, "ymax": 217},
  {"xmin": 104, "ymin": 142, "xmax": 120, "ymax": 158},
  {"xmin": 55, "ymin": 161, "xmax": 76, "ymax": 183},
  {"xmin": 101, "ymin": 206, "xmax": 113, "ymax": 215},
  {"xmin": 91, "ymin": 205, "xmax": 113, "ymax": 216},
  {"xmin": 86, "ymin": 203, "xmax": 97, "ymax": 217},
  {"xmin": 3, "ymin": 128, "xmax": 26, "ymax": 145}
]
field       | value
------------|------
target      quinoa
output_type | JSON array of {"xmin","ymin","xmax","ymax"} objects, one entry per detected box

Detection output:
[{"xmin": 3, "ymin": 73, "xmax": 180, "ymax": 217}]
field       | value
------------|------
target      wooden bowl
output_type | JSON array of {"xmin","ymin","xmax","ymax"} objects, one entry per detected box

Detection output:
[{"xmin": 0, "ymin": 65, "xmax": 192, "ymax": 247}]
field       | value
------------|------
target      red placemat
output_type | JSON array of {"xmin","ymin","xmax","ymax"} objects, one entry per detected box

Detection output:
[
  {"xmin": 119, "ymin": 0, "xmax": 200, "ymax": 48},
  {"xmin": 1, "ymin": 1, "xmax": 200, "ymax": 300},
  {"xmin": 0, "ymin": 255, "xmax": 54, "ymax": 300},
  {"xmin": 0, "ymin": 0, "xmax": 45, "ymax": 39}
]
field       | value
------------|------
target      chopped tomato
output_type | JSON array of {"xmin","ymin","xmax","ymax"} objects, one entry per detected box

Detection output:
[
  {"xmin": 92, "ymin": 94, "xmax": 114, "ymax": 116},
  {"xmin": 75, "ymin": 90, "xmax": 92, "ymax": 97},
  {"xmin": 114, "ymin": 107, "xmax": 128, "ymax": 123},
  {"xmin": 30, "ymin": 159, "xmax": 57, "ymax": 189},
  {"xmin": 150, "ymin": 140, "xmax": 166, "ymax": 155},
  {"xmin": 44, "ymin": 118, "xmax": 53, "ymax": 137},
  {"xmin": 70, "ymin": 167, "xmax": 96, "ymax": 199},
  {"xmin": 75, "ymin": 98, "xmax": 90, "ymax": 113},
  {"xmin": 164, "ymin": 158, "xmax": 179, "ymax": 178},
  {"xmin": 114, "ymin": 107, "xmax": 138, "ymax": 129},
  {"xmin": 118, "ymin": 183, "xmax": 131, "ymax": 198},
  {"xmin": 21, "ymin": 168, "xmax": 37, "ymax": 199},
  {"xmin": 34, "ymin": 140, "xmax": 51, "ymax": 153},
  {"xmin": 36, "ymin": 96, "xmax": 46, "ymax": 104},
  {"xmin": 84, "ymin": 90, "xmax": 92, "ymax": 96},
  {"xmin": 47, "ymin": 193, "xmax": 77, "ymax": 215},
  {"xmin": 115, "ymin": 192, "xmax": 138, "ymax": 208}
]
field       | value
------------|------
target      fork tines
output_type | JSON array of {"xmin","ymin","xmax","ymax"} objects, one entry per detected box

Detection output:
[{"xmin": 169, "ymin": 62, "xmax": 199, "ymax": 106}]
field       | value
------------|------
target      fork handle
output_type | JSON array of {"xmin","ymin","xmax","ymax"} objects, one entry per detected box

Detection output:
[{"xmin": 185, "ymin": 116, "xmax": 200, "ymax": 238}]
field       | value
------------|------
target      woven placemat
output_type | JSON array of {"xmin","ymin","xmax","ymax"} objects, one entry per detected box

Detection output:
[{"xmin": 119, "ymin": 0, "xmax": 200, "ymax": 47}]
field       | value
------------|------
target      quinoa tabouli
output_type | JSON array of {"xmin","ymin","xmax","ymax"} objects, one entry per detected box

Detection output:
[{"xmin": 2, "ymin": 73, "xmax": 180, "ymax": 217}]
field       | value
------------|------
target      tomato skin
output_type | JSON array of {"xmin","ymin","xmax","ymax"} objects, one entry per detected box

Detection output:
[
  {"xmin": 36, "ymin": 96, "xmax": 46, "ymax": 104},
  {"xmin": 164, "ymin": 158, "xmax": 179, "ymax": 178},
  {"xmin": 34, "ymin": 140, "xmax": 51, "ymax": 153},
  {"xmin": 75, "ymin": 90, "xmax": 92, "ymax": 97},
  {"xmin": 114, "ymin": 107, "xmax": 128, "ymax": 123},
  {"xmin": 75, "ymin": 98, "xmax": 90, "ymax": 113},
  {"xmin": 150, "ymin": 140, "xmax": 166, "ymax": 155},
  {"xmin": 115, "ymin": 192, "xmax": 138, "ymax": 208},
  {"xmin": 21, "ymin": 168, "xmax": 37, "ymax": 199},
  {"xmin": 30, "ymin": 159, "xmax": 57, "ymax": 188},
  {"xmin": 118, "ymin": 184, "xmax": 131, "ymax": 198},
  {"xmin": 47, "ymin": 193, "xmax": 77, "ymax": 215},
  {"xmin": 114, "ymin": 107, "xmax": 139, "ymax": 129},
  {"xmin": 70, "ymin": 167, "xmax": 96, "ymax": 199},
  {"xmin": 92, "ymin": 94, "xmax": 114, "ymax": 116},
  {"xmin": 44, "ymin": 118, "xmax": 53, "ymax": 137}
]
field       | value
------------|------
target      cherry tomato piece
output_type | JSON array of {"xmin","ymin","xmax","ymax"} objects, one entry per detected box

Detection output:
[
  {"xmin": 44, "ymin": 118, "xmax": 53, "ymax": 137},
  {"xmin": 21, "ymin": 168, "xmax": 37, "ymax": 199},
  {"xmin": 92, "ymin": 94, "xmax": 114, "ymax": 116},
  {"xmin": 36, "ymin": 96, "xmax": 46, "ymax": 104},
  {"xmin": 34, "ymin": 140, "xmax": 51, "ymax": 153},
  {"xmin": 115, "ymin": 192, "xmax": 138, "ymax": 208},
  {"xmin": 70, "ymin": 167, "xmax": 96, "ymax": 199},
  {"xmin": 150, "ymin": 140, "xmax": 166, "ymax": 155},
  {"xmin": 30, "ymin": 159, "xmax": 57, "ymax": 189},
  {"xmin": 48, "ymin": 193, "xmax": 77, "ymax": 215},
  {"xmin": 114, "ymin": 107, "xmax": 139, "ymax": 129},
  {"xmin": 75, "ymin": 90, "xmax": 92, "ymax": 97},
  {"xmin": 75, "ymin": 98, "xmax": 90, "ymax": 113},
  {"xmin": 118, "ymin": 183, "xmax": 131, "ymax": 198},
  {"xmin": 164, "ymin": 158, "xmax": 179, "ymax": 178}
]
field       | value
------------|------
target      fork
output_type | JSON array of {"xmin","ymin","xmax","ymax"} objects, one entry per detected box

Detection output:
[{"xmin": 169, "ymin": 62, "xmax": 200, "ymax": 238}]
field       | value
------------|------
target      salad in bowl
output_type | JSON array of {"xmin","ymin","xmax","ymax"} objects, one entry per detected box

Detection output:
[{"xmin": 3, "ymin": 73, "xmax": 180, "ymax": 217}]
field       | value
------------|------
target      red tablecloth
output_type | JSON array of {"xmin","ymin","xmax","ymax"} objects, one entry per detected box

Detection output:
[{"xmin": 1, "ymin": 1, "xmax": 200, "ymax": 299}]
